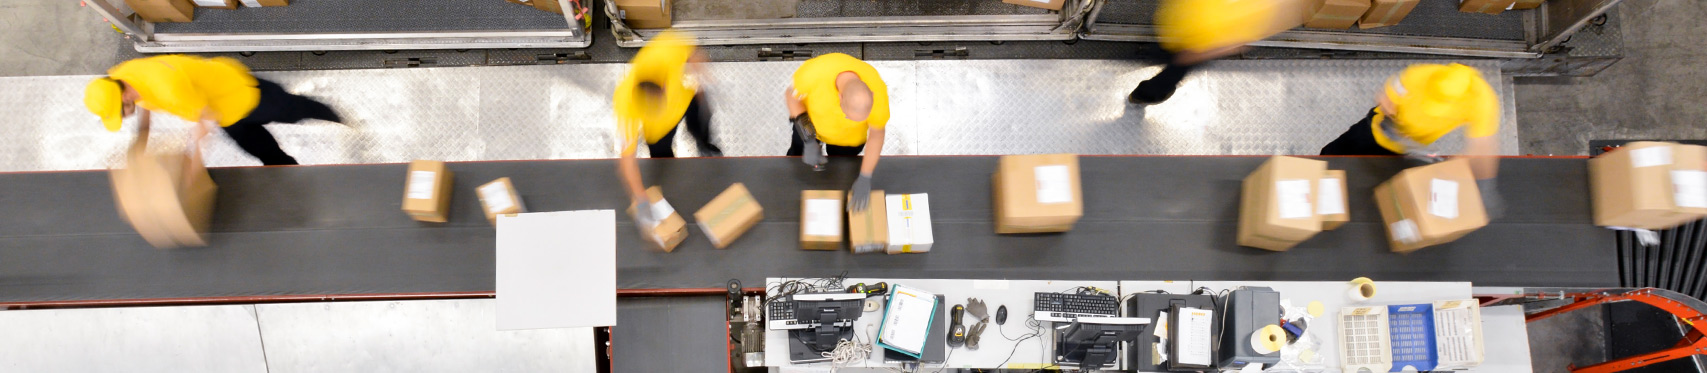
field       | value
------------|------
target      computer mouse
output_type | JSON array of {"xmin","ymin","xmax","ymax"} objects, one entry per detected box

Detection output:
[{"xmin": 995, "ymin": 305, "xmax": 1008, "ymax": 325}]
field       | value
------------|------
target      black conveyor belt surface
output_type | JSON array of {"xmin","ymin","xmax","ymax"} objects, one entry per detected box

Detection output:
[{"xmin": 0, "ymin": 156, "xmax": 1612, "ymax": 303}]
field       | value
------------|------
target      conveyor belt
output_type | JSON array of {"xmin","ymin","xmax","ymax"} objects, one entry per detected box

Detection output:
[
  {"xmin": 152, "ymin": 0, "xmax": 569, "ymax": 34},
  {"xmin": 1096, "ymin": 0, "xmax": 1527, "ymax": 41},
  {"xmin": 0, "ymin": 156, "xmax": 1612, "ymax": 304}
]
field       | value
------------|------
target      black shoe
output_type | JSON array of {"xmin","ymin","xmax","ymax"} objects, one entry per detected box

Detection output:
[
  {"xmin": 699, "ymin": 145, "xmax": 724, "ymax": 157},
  {"xmin": 1127, "ymin": 87, "xmax": 1171, "ymax": 105}
]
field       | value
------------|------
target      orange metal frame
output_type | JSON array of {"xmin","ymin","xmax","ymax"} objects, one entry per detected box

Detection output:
[{"xmin": 1526, "ymin": 289, "xmax": 1707, "ymax": 373}]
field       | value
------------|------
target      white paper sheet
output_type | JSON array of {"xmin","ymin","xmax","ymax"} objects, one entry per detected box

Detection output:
[
  {"xmin": 1317, "ymin": 178, "xmax": 1345, "ymax": 215},
  {"xmin": 803, "ymin": 199, "xmax": 841, "ymax": 236},
  {"xmin": 495, "ymin": 210, "xmax": 616, "ymax": 330},
  {"xmin": 1176, "ymin": 307, "xmax": 1214, "ymax": 367},
  {"xmin": 1429, "ymin": 178, "xmax": 1460, "ymax": 219},
  {"xmin": 406, "ymin": 171, "xmax": 436, "ymax": 200},
  {"xmin": 1275, "ymin": 179, "xmax": 1313, "ymax": 219},
  {"xmin": 479, "ymin": 182, "xmax": 514, "ymax": 213},
  {"xmin": 878, "ymin": 285, "xmax": 938, "ymax": 355},
  {"xmin": 1034, "ymin": 165, "xmax": 1073, "ymax": 204},
  {"xmin": 1672, "ymin": 170, "xmax": 1707, "ymax": 208},
  {"xmin": 1631, "ymin": 146, "xmax": 1673, "ymax": 168}
]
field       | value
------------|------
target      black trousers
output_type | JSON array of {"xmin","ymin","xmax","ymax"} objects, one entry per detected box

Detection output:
[
  {"xmin": 785, "ymin": 120, "xmax": 865, "ymax": 157},
  {"xmin": 646, "ymin": 93, "xmax": 721, "ymax": 158},
  {"xmin": 224, "ymin": 78, "xmax": 340, "ymax": 165},
  {"xmin": 1129, "ymin": 50, "xmax": 1199, "ymax": 104},
  {"xmin": 1320, "ymin": 108, "xmax": 1402, "ymax": 156}
]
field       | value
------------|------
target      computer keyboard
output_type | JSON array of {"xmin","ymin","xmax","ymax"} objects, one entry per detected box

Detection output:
[
  {"xmin": 769, "ymin": 298, "xmax": 797, "ymax": 320},
  {"xmin": 1033, "ymin": 292, "xmax": 1119, "ymax": 322}
]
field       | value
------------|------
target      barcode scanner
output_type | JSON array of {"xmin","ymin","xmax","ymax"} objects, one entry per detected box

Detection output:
[{"xmin": 947, "ymin": 304, "xmax": 967, "ymax": 348}]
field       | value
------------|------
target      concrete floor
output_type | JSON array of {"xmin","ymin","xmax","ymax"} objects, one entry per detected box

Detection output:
[{"xmin": 0, "ymin": 0, "xmax": 131, "ymax": 77}]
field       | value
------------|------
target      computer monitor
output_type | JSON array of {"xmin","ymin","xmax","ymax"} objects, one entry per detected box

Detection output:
[
  {"xmin": 1054, "ymin": 319, "xmax": 1146, "ymax": 369},
  {"xmin": 787, "ymin": 293, "xmax": 868, "ymax": 363}
]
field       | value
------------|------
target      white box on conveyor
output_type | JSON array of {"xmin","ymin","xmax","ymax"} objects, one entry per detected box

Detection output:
[{"xmin": 884, "ymin": 193, "xmax": 934, "ymax": 254}]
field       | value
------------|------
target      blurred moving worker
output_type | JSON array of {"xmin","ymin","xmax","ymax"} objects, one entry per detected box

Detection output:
[
  {"xmin": 1129, "ymin": 0, "xmax": 1307, "ymax": 105},
  {"xmin": 784, "ymin": 53, "xmax": 889, "ymax": 212},
  {"xmin": 615, "ymin": 31, "xmax": 720, "ymax": 227},
  {"xmin": 84, "ymin": 55, "xmax": 342, "ymax": 165},
  {"xmin": 1320, "ymin": 63, "xmax": 1505, "ymax": 216}
]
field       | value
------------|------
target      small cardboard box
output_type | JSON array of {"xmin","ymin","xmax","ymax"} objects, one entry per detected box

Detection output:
[
  {"xmin": 192, "ymin": 0, "xmax": 237, "ymax": 9},
  {"xmin": 1358, "ymin": 0, "xmax": 1419, "ymax": 28},
  {"xmin": 1459, "ymin": 0, "xmax": 1517, "ymax": 14},
  {"xmin": 614, "ymin": 0, "xmax": 671, "ymax": 27},
  {"xmin": 1374, "ymin": 159, "xmax": 1489, "ymax": 253},
  {"xmin": 1306, "ymin": 0, "xmax": 1371, "ymax": 29},
  {"xmin": 1511, "ymin": 0, "xmax": 1544, "ymax": 10},
  {"xmin": 1003, "ymin": 0, "xmax": 1065, "ymax": 11},
  {"xmin": 994, "ymin": 154, "xmax": 1083, "ymax": 234},
  {"xmin": 402, "ymin": 160, "xmax": 454, "ymax": 223},
  {"xmin": 627, "ymin": 186, "xmax": 688, "ymax": 252},
  {"xmin": 111, "ymin": 147, "xmax": 217, "ymax": 248},
  {"xmin": 849, "ymin": 190, "xmax": 889, "ymax": 254},
  {"xmin": 800, "ymin": 190, "xmax": 845, "ymax": 251},
  {"xmin": 1589, "ymin": 142, "xmax": 1707, "ymax": 230},
  {"xmin": 885, "ymin": 193, "xmax": 934, "ymax": 254},
  {"xmin": 1237, "ymin": 156, "xmax": 1328, "ymax": 251},
  {"xmin": 1320, "ymin": 169, "xmax": 1350, "ymax": 230},
  {"xmin": 694, "ymin": 183, "xmax": 764, "ymax": 249},
  {"xmin": 477, "ymin": 177, "xmax": 526, "ymax": 224},
  {"xmin": 126, "ymin": 0, "xmax": 196, "ymax": 23}
]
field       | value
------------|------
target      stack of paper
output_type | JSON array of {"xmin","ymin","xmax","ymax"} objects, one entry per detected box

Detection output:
[{"xmin": 876, "ymin": 284, "xmax": 938, "ymax": 357}]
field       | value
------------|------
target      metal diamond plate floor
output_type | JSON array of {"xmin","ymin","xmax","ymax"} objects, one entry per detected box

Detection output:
[
  {"xmin": 0, "ymin": 59, "xmax": 1514, "ymax": 172},
  {"xmin": 152, "ymin": 0, "xmax": 569, "ymax": 34}
]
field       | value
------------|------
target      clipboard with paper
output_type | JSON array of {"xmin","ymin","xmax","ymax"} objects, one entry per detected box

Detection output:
[{"xmin": 876, "ymin": 284, "xmax": 938, "ymax": 358}]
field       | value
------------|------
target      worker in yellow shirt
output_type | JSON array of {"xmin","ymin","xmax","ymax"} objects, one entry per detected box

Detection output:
[
  {"xmin": 783, "ymin": 53, "xmax": 889, "ymax": 212},
  {"xmin": 614, "ymin": 31, "xmax": 718, "ymax": 227},
  {"xmin": 1129, "ymin": 0, "xmax": 1305, "ymax": 105},
  {"xmin": 1320, "ymin": 63, "xmax": 1505, "ymax": 216},
  {"xmin": 84, "ymin": 55, "xmax": 341, "ymax": 166}
]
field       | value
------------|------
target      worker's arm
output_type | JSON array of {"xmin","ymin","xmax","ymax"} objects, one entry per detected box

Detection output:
[
  {"xmin": 618, "ymin": 135, "xmax": 647, "ymax": 202},
  {"xmin": 847, "ymin": 127, "xmax": 883, "ymax": 212},
  {"xmin": 131, "ymin": 109, "xmax": 153, "ymax": 151},
  {"xmin": 785, "ymin": 87, "xmax": 806, "ymax": 118},
  {"xmin": 191, "ymin": 108, "xmax": 218, "ymax": 147},
  {"xmin": 1457, "ymin": 83, "xmax": 1502, "ymax": 180},
  {"xmin": 687, "ymin": 51, "xmax": 712, "ymax": 86}
]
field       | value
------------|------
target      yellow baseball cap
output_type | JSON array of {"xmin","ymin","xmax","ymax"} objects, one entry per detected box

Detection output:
[{"xmin": 84, "ymin": 78, "xmax": 124, "ymax": 132}]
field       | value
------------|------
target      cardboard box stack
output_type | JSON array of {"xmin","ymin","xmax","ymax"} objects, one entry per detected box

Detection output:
[
  {"xmin": 1003, "ymin": 0, "xmax": 1065, "ymax": 11},
  {"xmin": 126, "ymin": 0, "xmax": 196, "ymax": 23},
  {"xmin": 1373, "ymin": 159, "xmax": 1489, "ymax": 253},
  {"xmin": 695, "ymin": 183, "xmax": 764, "ymax": 249},
  {"xmin": 1237, "ymin": 156, "xmax": 1328, "ymax": 251},
  {"xmin": 402, "ymin": 160, "xmax": 454, "ymax": 223},
  {"xmin": 1359, "ymin": 0, "xmax": 1419, "ymax": 28},
  {"xmin": 885, "ymin": 193, "xmax": 934, "ymax": 254},
  {"xmin": 477, "ymin": 177, "xmax": 526, "ymax": 224},
  {"xmin": 111, "ymin": 147, "xmax": 217, "ymax": 248},
  {"xmin": 993, "ymin": 154, "xmax": 1083, "ymax": 234},
  {"xmin": 629, "ymin": 186, "xmax": 688, "ymax": 251},
  {"xmin": 1459, "ymin": 0, "xmax": 1517, "ymax": 14},
  {"xmin": 1306, "ymin": 0, "xmax": 1371, "ymax": 29},
  {"xmin": 1320, "ymin": 169, "xmax": 1350, "ymax": 230},
  {"xmin": 1589, "ymin": 142, "xmax": 1707, "ymax": 230},
  {"xmin": 1511, "ymin": 0, "xmax": 1545, "ymax": 10},
  {"xmin": 192, "ymin": 0, "xmax": 237, "ymax": 9},
  {"xmin": 800, "ymin": 190, "xmax": 845, "ymax": 251},
  {"xmin": 614, "ymin": 0, "xmax": 671, "ymax": 29},
  {"xmin": 849, "ymin": 190, "xmax": 889, "ymax": 254}
]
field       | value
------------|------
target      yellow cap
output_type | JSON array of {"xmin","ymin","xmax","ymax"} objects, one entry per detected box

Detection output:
[
  {"xmin": 1385, "ymin": 63, "xmax": 1482, "ymax": 120},
  {"xmin": 84, "ymin": 78, "xmax": 124, "ymax": 132},
  {"xmin": 1156, "ymin": 0, "xmax": 1276, "ymax": 52}
]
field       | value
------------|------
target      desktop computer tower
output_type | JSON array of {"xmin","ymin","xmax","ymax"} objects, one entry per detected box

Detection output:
[
  {"xmin": 1218, "ymin": 287, "xmax": 1282, "ymax": 369},
  {"xmin": 1126, "ymin": 293, "xmax": 1216, "ymax": 371}
]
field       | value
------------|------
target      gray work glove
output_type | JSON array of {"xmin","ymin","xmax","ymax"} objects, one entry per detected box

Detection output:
[
  {"xmin": 1476, "ymin": 178, "xmax": 1504, "ymax": 221},
  {"xmin": 848, "ymin": 174, "xmax": 873, "ymax": 212},
  {"xmin": 793, "ymin": 115, "xmax": 826, "ymax": 170},
  {"xmin": 631, "ymin": 199, "xmax": 660, "ymax": 230}
]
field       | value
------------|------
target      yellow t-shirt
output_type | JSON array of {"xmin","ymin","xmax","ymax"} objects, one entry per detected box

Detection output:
[
  {"xmin": 614, "ymin": 30, "xmax": 698, "ymax": 150},
  {"xmin": 792, "ymin": 53, "xmax": 890, "ymax": 147},
  {"xmin": 1155, "ymin": 0, "xmax": 1278, "ymax": 53},
  {"xmin": 1370, "ymin": 77, "xmax": 1501, "ymax": 153},
  {"xmin": 107, "ymin": 55, "xmax": 260, "ymax": 127}
]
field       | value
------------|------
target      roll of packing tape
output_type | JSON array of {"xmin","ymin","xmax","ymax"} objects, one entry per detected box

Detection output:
[
  {"xmin": 1250, "ymin": 324, "xmax": 1285, "ymax": 354},
  {"xmin": 1348, "ymin": 277, "xmax": 1377, "ymax": 302}
]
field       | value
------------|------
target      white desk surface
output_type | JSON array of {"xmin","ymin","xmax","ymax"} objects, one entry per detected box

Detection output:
[{"xmin": 766, "ymin": 278, "xmax": 1119, "ymax": 371}]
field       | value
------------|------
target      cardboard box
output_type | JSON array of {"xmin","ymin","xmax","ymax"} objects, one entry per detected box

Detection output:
[
  {"xmin": 1511, "ymin": 0, "xmax": 1544, "ymax": 10},
  {"xmin": 694, "ymin": 183, "xmax": 764, "ymax": 249},
  {"xmin": 192, "ymin": 0, "xmax": 237, "ymax": 9},
  {"xmin": 533, "ymin": 0, "xmax": 562, "ymax": 14},
  {"xmin": 1003, "ymin": 0, "xmax": 1065, "ymax": 11},
  {"xmin": 111, "ymin": 147, "xmax": 217, "ymax": 248},
  {"xmin": 994, "ymin": 154, "xmax": 1083, "ymax": 234},
  {"xmin": 477, "ymin": 177, "xmax": 526, "ymax": 224},
  {"xmin": 627, "ymin": 186, "xmax": 688, "ymax": 251},
  {"xmin": 1358, "ymin": 0, "xmax": 1419, "ymax": 28},
  {"xmin": 402, "ymin": 160, "xmax": 454, "ymax": 223},
  {"xmin": 1237, "ymin": 156, "xmax": 1328, "ymax": 251},
  {"xmin": 849, "ymin": 190, "xmax": 888, "ymax": 254},
  {"xmin": 1373, "ymin": 159, "xmax": 1489, "ymax": 253},
  {"xmin": 1305, "ymin": 0, "xmax": 1371, "ymax": 29},
  {"xmin": 885, "ymin": 193, "xmax": 934, "ymax": 254},
  {"xmin": 1459, "ymin": 0, "xmax": 1517, "ymax": 14},
  {"xmin": 614, "ymin": 0, "xmax": 671, "ymax": 27},
  {"xmin": 800, "ymin": 190, "xmax": 845, "ymax": 251},
  {"xmin": 1320, "ymin": 169, "xmax": 1350, "ymax": 230},
  {"xmin": 1589, "ymin": 142, "xmax": 1707, "ymax": 230},
  {"xmin": 126, "ymin": 0, "xmax": 195, "ymax": 23}
]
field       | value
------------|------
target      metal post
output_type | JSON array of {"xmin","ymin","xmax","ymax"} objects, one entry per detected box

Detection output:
[{"xmin": 81, "ymin": 0, "xmax": 151, "ymax": 42}]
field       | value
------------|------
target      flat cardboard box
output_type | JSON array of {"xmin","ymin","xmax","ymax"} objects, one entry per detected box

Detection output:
[
  {"xmin": 1589, "ymin": 142, "xmax": 1707, "ymax": 230},
  {"xmin": 1459, "ymin": 0, "xmax": 1517, "ymax": 14},
  {"xmin": 1320, "ymin": 169, "xmax": 1351, "ymax": 230},
  {"xmin": 1358, "ymin": 0, "xmax": 1419, "ymax": 28},
  {"xmin": 477, "ymin": 177, "xmax": 526, "ymax": 224},
  {"xmin": 1374, "ymin": 159, "xmax": 1489, "ymax": 253},
  {"xmin": 1511, "ymin": 0, "xmax": 1544, "ymax": 10},
  {"xmin": 849, "ymin": 190, "xmax": 889, "ymax": 254},
  {"xmin": 1237, "ymin": 156, "xmax": 1328, "ymax": 251},
  {"xmin": 402, "ymin": 160, "xmax": 454, "ymax": 223},
  {"xmin": 627, "ymin": 186, "xmax": 688, "ymax": 252},
  {"xmin": 126, "ymin": 0, "xmax": 195, "ymax": 23},
  {"xmin": 192, "ymin": 0, "xmax": 237, "ymax": 9},
  {"xmin": 694, "ymin": 183, "xmax": 764, "ymax": 249},
  {"xmin": 800, "ymin": 190, "xmax": 845, "ymax": 251},
  {"xmin": 111, "ymin": 147, "xmax": 217, "ymax": 248},
  {"xmin": 885, "ymin": 193, "xmax": 934, "ymax": 254},
  {"xmin": 1306, "ymin": 0, "xmax": 1371, "ymax": 29},
  {"xmin": 1002, "ymin": 0, "xmax": 1065, "ymax": 11},
  {"xmin": 994, "ymin": 154, "xmax": 1083, "ymax": 234}
]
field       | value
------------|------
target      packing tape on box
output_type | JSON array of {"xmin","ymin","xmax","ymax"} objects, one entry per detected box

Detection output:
[
  {"xmin": 1251, "ymin": 324, "xmax": 1285, "ymax": 354},
  {"xmin": 1348, "ymin": 277, "xmax": 1377, "ymax": 301}
]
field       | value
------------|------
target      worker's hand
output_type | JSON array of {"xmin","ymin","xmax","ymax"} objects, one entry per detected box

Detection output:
[
  {"xmin": 631, "ymin": 198, "xmax": 659, "ymax": 230},
  {"xmin": 848, "ymin": 174, "xmax": 872, "ymax": 213},
  {"xmin": 784, "ymin": 87, "xmax": 806, "ymax": 118},
  {"xmin": 1476, "ymin": 178, "xmax": 1504, "ymax": 221},
  {"xmin": 190, "ymin": 120, "xmax": 211, "ymax": 147},
  {"xmin": 794, "ymin": 115, "xmax": 826, "ymax": 170}
]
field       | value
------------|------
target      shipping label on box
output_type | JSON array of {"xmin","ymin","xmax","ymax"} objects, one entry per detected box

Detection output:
[
  {"xmin": 1320, "ymin": 169, "xmax": 1351, "ymax": 230},
  {"xmin": 1237, "ymin": 156, "xmax": 1327, "ymax": 251},
  {"xmin": 994, "ymin": 154, "xmax": 1083, "ymax": 234},
  {"xmin": 694, "ymin": 183, "xmax": 764, "ymax": 249},
  {"xmin": 885, "ymin": 193, "xmax": 934, "ymax": 254},
  {"xmin": 478, "ymin": 177, "xmax": 527, "ymax": 224},
  {"xmin": 800, "ymin": 190, "xmax": 845, "ymax": 251},
  {"xmin": 1374, "ymin": 159, "xmax": 1487, "ymax": 253},
  {"xmin": 402, "ymin": 160, "xmax": 454, "ymax": 223},
  {"xmin": 849, "ymin": 190, "xmax": 888, "ymax": 254}
]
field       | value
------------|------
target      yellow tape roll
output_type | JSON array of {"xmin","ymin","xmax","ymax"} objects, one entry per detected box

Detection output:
[{"xmin": 1250, "ymin": 324, "xmax": 1285, "ymax": 354}]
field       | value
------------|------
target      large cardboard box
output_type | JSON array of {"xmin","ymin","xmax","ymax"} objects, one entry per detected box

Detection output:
[
  {"xmin": 849, "ymin": 190, "xmax": 889, "ymax": 254},
  {"xmin": 800, "ymin": 190, "xmax": 845, "ymax": 251},
  {"xmin": 126, "ymin": 0, "xmax": 195, "ymax": 23},
  {"xmin": 1320, "ymin": 169, "xmax": 1350, "ymax": 230},
  {"xmin": 628, "ymin": 186, "xmax": 688, "ymax": 251},
  {"xmin": 111, "ymin": 147, "xmax": 217, "ymax": 248},
  {"xmin": 478, "ymin": 177, "xmax": 526, "ymax": 224},
  {"xmin": 614, "ymin": 0, "xmax": 671, "ymax": 28},
  {"xmin": 1306, "ymin": 0, "xmax": 1371, "ymax": 29},
  {"xmin": 1374, "ymin": 159, "xmax": 1489, "ymax": 253},
  {"xmin": 1459, "ymin": 0, "xmax": 1517, "ymax": 14},
  {"xmin": 994, "ymin": 154, "xmax": 1083, "ymax": 234},
  {"xmin": 1003, "ymin": 0, "xmax": 1065, "ymax": 11},
  {"xmin": 192, "ymin": 0, "xmax": 237, "ymax": 9},
  {"xmin": 694, "ymin": 183, "xmax": 764, "ymax": 249},
  {"xmin": 1589, "ymin": 142, "xmax": 1707, "ymax": 230},
  {"xmin": 402, "ymin": 160, "xmax": 454, "ymax": 223},
  {"xmin": 1511, "ymin": 0, "xmax": 1544, "ymax": 10},
  {"xmin": 1358, "ymin": 0, "xmax": 1419, "ymax": 28},
  {"xmin": 1237, "ymin": 156, "xmax": 1328, "ymax": 251},
  {"xmin": 885, "ymin": 193, "xmax": 934, "ymax": 254}
]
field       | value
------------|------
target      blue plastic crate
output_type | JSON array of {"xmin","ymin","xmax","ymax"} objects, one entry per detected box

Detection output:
[{"xmin": 1387, "ymin": 303, "xmax": 1438, "ymax": 372}]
